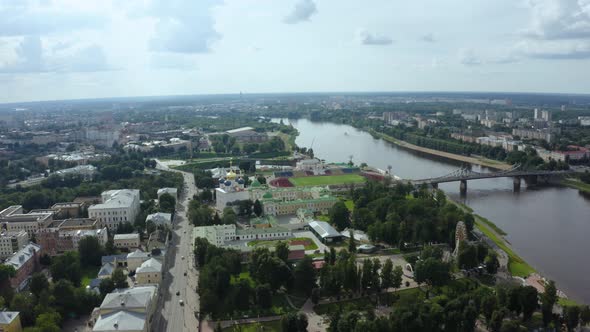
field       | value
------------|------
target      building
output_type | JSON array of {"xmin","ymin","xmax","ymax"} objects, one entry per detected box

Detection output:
[
  {"xmin": 145, "ymin": 213, "xmax": 172, "ymax": 228},
  {"xmin": 51, "ymin": 202, "xmax": 83, "ymax": 219},
  {"xmin": 0, "ymin": 206, "xmax": 54, "ymax": 235},
  {"xmin": 127, "ymin": 249, "xmax": 151, "ymax": 272},
  {"xmin": 3, "ymin": 243, "xmax": 41, "ymax": 291},
  {"xmin": 97, "ymin": 262, "xmax": 115, "ymax": 279},
  {"xmin": 157, "ymin": 188, "xmax": 178, "ymax": 199},
  {"xmin": 92, "ymin": 286, "xmax": 157, "ymax": 332},
  {"xmin": 225, "ymin": 127, "xmax": 268, "ymax": 143},
  {"xmin": 512, "ymin": 128, "xmax": 554, "ymax": 143},
  {"xmin": 36, "ymin": 219, "xmax": 104, "ymax": 256},
  {"xmin": 0, "ymin": 311, "xmax": 22, "ymax": 332},
  {"xmin": 214, "ymin": 171, "xmax": 249, "ymax": 212},
  {"xmin": 578, "ymin": 116, "xmax": 590, "ymax": 126},
  {"xmin": 307, "ymin": 221, "xmax": 343, "ymax": 243},
  {"xmin": 547, "ymin": 146, "xmax": 589, "ymax": 162},
  {"xmin": 0, "ymin": 230, "xmax": 28, "ymax": 259},
  {"xmin": 114, "ymin": 233, "xmax": 140, "ymax": 250},
  {"xmin": 193, "ymin": 224, "xmax": 291, "ymax": 246},
  {"xmin": 88, "ymin": 190, "xmax": 140, "ymax": 230},
  {"xmin": 135, "ymin": 258, "xmax": 162, "ymax": 285},
  {"xmin": 53, "ymin": 165, "xmax": 98, "ymax": 181}
]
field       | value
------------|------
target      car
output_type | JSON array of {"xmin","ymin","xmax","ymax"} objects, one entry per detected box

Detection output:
[
  {"xmin": 181, "ymin": 256, "xmax": 185, "ymax": 260},
  {"xmin": 179, "ymin": 300, "xmax": 184, "ymax": 306},
  {"xmin": 184, "ymin": 272, "xmax": 187, "ymax": 276},
  {"xmin": 176, "ymin": 291, "xmax": 180, "ymax": 296}
]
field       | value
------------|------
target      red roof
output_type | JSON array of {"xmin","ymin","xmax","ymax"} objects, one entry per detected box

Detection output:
[{"xmin": 312, "ymin": 260, "xmax": 325, "ymax": 269}]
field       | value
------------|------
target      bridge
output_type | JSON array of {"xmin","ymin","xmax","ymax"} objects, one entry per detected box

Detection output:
[{"xmin": 408, "ymin": 164, "xmax": 573, "ymax": 194}]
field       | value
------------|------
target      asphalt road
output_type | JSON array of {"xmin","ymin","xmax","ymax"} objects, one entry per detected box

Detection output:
[{"xmin": 152, "ymin": 161, "xmax": 201, "ymax": 332}]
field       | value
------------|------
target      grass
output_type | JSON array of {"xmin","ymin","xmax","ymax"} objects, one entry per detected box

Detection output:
[
  {"xmin": 562, "ymin": 178, "xmax": 590, "ymax": 193},
  {"xmin": 475, "ymin": 214, "xmax": 507, "ymax": 236},
  {"xmin": 247, "ymin": 237, "xmax": 318, "ymax": 251},
  {"xmin": 316, "ymin": 215, "xmax": 330, "ymax": 222},
  {"xmin": 222, "ymin": 320, "xmax": 282, "ymax": 332},
  {"xmin": 80, "ymin": 266, "xmax": 100, "ymax": 287},
  {"xmin": 558, "ymin": 297, "xmax": 580, "ymax": 307},
  {"xmin": 474, "ymin": 219, "xmax": 535, "ymax": 277},
  {"xmin": 343, "ymin": 199, "xmax": 354, "ymax": 212},
  {"xmin": 288, "ymin": 174, "xmax": 366, "ymax": 187},
  {"xmin": 314, "ymin": 296, "xmax": 375, "ymax": 316}
]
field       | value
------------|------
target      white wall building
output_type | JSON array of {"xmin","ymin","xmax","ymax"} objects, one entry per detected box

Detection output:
[
  {"xmin": 88, "ymin": 190, "xmax": 140, "ymax": 230},
  {"xmin": 0, "ymin": 205, "xmax": 54, "ymax": 235},
  {"xmin": 92, "ymin": 286, "xmax": 157, "ymax": 332},
  {"xmin": 114, "ymin": 233, "xmax": 140, "ymax": 249},
  {"xmin": 0, "ymin": 230, "xmax": 28, "ymax": 259},
  {"xmin": 135, "ymin": 258, "xmax": 162, "ymax": 285}
]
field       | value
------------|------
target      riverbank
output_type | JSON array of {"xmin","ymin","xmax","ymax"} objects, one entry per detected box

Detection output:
[
  {"xmin": 561, "ymin": 177, "xmax": 590, "ymax": 194},
  {"xmin": 369, "ymin": 130, "xmax": 512, "ymax": 171}
]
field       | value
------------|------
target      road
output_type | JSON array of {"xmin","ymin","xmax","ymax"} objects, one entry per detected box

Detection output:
[{"xmin": 152, "ymin": 160, "xmax": 201, "ymax": 332}]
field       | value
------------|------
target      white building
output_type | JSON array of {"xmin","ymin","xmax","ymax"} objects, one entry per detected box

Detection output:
[
  {"xmin": 63, "ymin": 227, "xmax": 108, "ymax": 250},
  {"xmin": 135, "ymin": 258, "xmax": 162, "ymax": 285},
  {"xmin": 88, "ymin": 190, "xmax": 140, "ymax": 230},
  {"xmin": 214, "ymin": 170, "xmax": 249, "ymax": 212},
  {"xmin": 92, "ymin": 286, "xmax": 157, "ymax": 332},
  {"xmin": 157, "ymin": 188, "xmax": 178, "ymax": 199},
  {"xmin": 0, "ymin": 205, "xmax": 54, "ymax": 235},
  {"xmin": 193, "ymin": 224, "xmax": 237, "ymax": 246},
  {"xmin": 193, "ymin": 224, "xmax": 291, "ymax": 247},
  {"xmin": 54, "ymin": 165, "xmax": 98, "ymax": 181},
  {"xmin": 127, "ymin": 249, "xmax": 151, "ymax": 272},
  {"xmin": 145, "ymin": 213, "xmax": 172, "ymax": 228},
  {"xmin": 0, "ymin": 230, "xmax": 28, "ymax": 259},
  {"xmin": 114, "ymin": 233, "xmax": 140, "ymax": 249}
]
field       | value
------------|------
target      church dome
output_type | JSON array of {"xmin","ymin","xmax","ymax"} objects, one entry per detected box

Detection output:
[
  {"xmin": 263, "ymin": 191, "xmax": 273, "ymax": 199},
  {"xmin": 226, "ymin": 170, "xmax": 237, "ymax": 180},
  {"xmin": 224, "ymin": 180, "xmax": 232, "ymax": 186},
  {"xmin": 250, "ymin": 179, "xmax": 261, "ymax": 187}
]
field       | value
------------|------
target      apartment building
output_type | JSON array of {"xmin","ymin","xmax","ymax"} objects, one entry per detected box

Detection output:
[{"xmin": 88, "ymin": 190, "xmax": 140, "ymax": 230}]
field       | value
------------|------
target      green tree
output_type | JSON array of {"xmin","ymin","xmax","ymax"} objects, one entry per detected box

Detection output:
[
  {"xmin": 500, "ymin": 320, "xmax": 526, "ymax": 332},
  {"xmin": 78, "ymin": 236, "xmax": 104, "ymax": 267},
  {"xmin": 234, "ymin": 279, "xmax": 251, "ymax": 311},
  {"xmin": 281, "ymin": 312, "xmax": 308, "ymax": 332},
  {"xmin": 255, "ymin": 284, "xmax": 272, "ymax": 309},
  {"xmin": 10, "ymin": 293, "xmax": 35, "ymax": 326},
  {"xmin": 392, "ymin": 265, "xmax": 403, "ymax": 290},
  {"xmin": 253, "ymin": 199, "xmax": 263, "ymax": 217},
  {"xmin": 519, "ymin": 286, "xmax": 538, "ymax": 321},
  {"xmin": 311, "ymin": 288, "xmax": 320, "ymax": 304},
  {"xmin": 30, "ymin": 273, "xmax": 49, "ymax": 298},
  {"xmin": 111, "ymin": 268, "xmax": 128, "ymax": 289},
  {"xmin": 221, "ymin": 208, "xmax": 237, "ymax": 225},
  {"xmin": 293, "ymin": 256, "xmax": 316, "ymax": 296},
  {"xmin": 484, "ymin": 252, "xmax": 500, "ymax": 274},
  {"xmin": 580, "ymin": 305, "xmax": 590, "ymax": 326},
  {"xmin": 541, "ymin": 280, "xmax": 557, "ymax": 327},
  {"xmin": 34, "ymin": 311, "xmax": 62, "ymax": 332},
  {"xmin": 380, "ymin": 259, "xmax": 393, "ymax": 289},
  {"xmin": 458, "ymin": 242, "xmax": 479, "ymax": 269},
  {"xmin": 53, "ymin": 279, "xmax": 77, "ymax": 316},
  {"xmin": 565, "ymin": 305, "xmax": 580, "ymax": 331},
  {"xmin": 275, "ymin": 241, "xmax": 289, "ymax": 264},
  {"xmin": 348, "ymin": 229, "xmax": 356, "ymax": 253},
  {"xmin": 50, "ymin": 251, "xmax": 81, "ymax": 286},
  {"xmin": 99, "ymin": 278, "xmax": 115, "ymax": 297},
  {"xmin": 329, "ymin": 201, "xmax": 350, "ymax": 231},
  {"xmin": 159, "ymin": 193, "xmax": 176, "ymax": 213},
  {"xmin": 414, "ymin": 258, "xmax": 451, "ymax": 292}
]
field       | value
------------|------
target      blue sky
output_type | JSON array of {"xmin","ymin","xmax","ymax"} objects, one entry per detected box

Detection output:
[{"xmin": 0, "ymin": 0, "xmax": 589, "ymax": 102}]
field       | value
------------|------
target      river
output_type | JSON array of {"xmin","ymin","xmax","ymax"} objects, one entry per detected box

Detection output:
[{"xmin": 274, "ymin": 118, "xmax": 590, "ymax": 304}]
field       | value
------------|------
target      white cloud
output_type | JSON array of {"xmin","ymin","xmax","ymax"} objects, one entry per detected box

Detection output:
[
  {"xmin": 458, "ymin": 48, "xmax": 482, "ymax": 66},
  {"xmin": 357, "ymin": 29, "xmax": 393, "ymax": 45},
  {"xmin": 283, "ymin": 0, "xmax": 317, "ymax": 24},
  {"xmin": 420, "ymin": 33, "xmax": 436, "ymax": 42},
  {"xmin": 524, "ymin": 0, "xmax": 590, "ymax": 40}
]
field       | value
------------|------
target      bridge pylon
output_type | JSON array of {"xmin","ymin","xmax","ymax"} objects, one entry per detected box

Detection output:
[
  {"xmin": 513, "ymin": 177, "xmax": 521, "ymax": 192},
  {"xmin": 459, "ymin": 180, "xmax": 467, "ymax": 195}
]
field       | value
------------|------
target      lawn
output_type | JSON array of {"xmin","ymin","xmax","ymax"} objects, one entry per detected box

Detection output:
[
  {"xmin": 562, "ymin": 178, "xmax": 590, "ymax": 194},
  {"xmin": 247, "ymin": 237, "xmax": 318, "ymax": 251},
  {"xmin": 344, "ymin": 199, "xmax": 354, "ymax": 212},
  {"xmin": 558, "ymin": 297, "xmax": 580, "ymax": 307},
  {"xmin": 475, "ymin": 214, "xmax": 507, "ymax": 236},
  {"xmin": 81, "ymin": 266, "xmax": 100, "ymax": 287},
  {"xmin": 222, "ymin": 320, "xmax": 282, "ymax": 332},
  {"xmin": 288, "ymin": 174, "xmax": 365, "ymax": 187},
  {"xmin": 230, "ymin": 272, "xmax": 256, "ymax": 288},
  {"xmin": 475, "ymin": 219, "xmax": 535, "ymax": 277}
]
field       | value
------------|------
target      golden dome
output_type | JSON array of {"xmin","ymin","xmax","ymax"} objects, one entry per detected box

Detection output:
[{"xmin": 226, "ymin": 170, "xmax": 237, "ymax": 179}]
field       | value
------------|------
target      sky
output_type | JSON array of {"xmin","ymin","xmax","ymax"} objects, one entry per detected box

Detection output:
[{"xmin": 0, "ymin": 0, "xmax": 590, "ymax": 103}]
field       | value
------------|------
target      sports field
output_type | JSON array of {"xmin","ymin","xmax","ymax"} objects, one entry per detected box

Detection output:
[{"xmin": 288, "ymin": 174, "xmax": 365, "ymax": 187}]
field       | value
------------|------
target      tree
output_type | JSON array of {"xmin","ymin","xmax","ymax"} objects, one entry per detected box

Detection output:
[
  {"xmin": 221, "ymin": 208, "xmax": 237, "ymax": 225},
  {"xmin": 414, "ymin": 258, "xmax": 451, "ymax": 291},
  {"xmin": 311, "ymin": 288, "xmax": 320, "ymax": 304},
  {"xmin": 30, "ymin": 273, "xmax": 49, "ymax": 298},
  {"xmin": 481, "ymin": 294, "xmax": 498, "ymax": 323},
  {"xmin": 360, "ymin": 259, "xmax": 373, "ymax": 293},
  {"xmin": 380, "ymin": 259, "xmax": 393, "ymax": 289},
  {"xmin": 234, "ymin": 279, "xmax": 251, "ymax": 311},
  {"xmin": 392, "ymin": 265, "xmax": 403, "ymax": 290},
  {"xmin": 458, "ymin": 242, "xmax": 479, "ymax": 269},
  {"xmin": 253, "ymin": 199, "xmax": 263, "ymax": 217},
  {"xmin": 99, "ymin": 278, "xmax": 115, "ymax": 297},
  {"xmin": 329, "ymin": 201, "xmax": 350, "ymax": 231},
  {"xmin": 237, "ymin": 199, "xmax": 253, "ymax": 216},
  {"xmin": 281, "ymin": 312, "xmax": 308, "ymax": 332},
  {"xmin": 112, "ymin": 268, "xmax": 128, "ymax": 289},
  {"xmin": 541, "ymin": 280, "xmax": 557, "ymax": 327},
  {"xmin": 519, "ymin": 286, "xmax": 538, "ymax": 321},
  {"xmin": 52, "ymin": 279, "xmax": 76, "ymax": 316},
  {"xmin": 0, "ymin": 265, "xmax": 16, "ymax": 301},
  {"xmin": 159, "ymin": 193, "xmax": 176, "ymax": 213},
  {"xmin": 10, "ymin": 293, "xmax": 35, "ymax": 326},
  {"xmin": 484, "ymin": 252, "xmax": 500, "ymax": 274},
  {"xmin": 348, "ymin": 229, "xmax": 356, "ymax": 253},
  {"xmin": 255, "ymin": 284, "xmax": 272, "ymax": 309},
  {"xmin": 213, "ymin": 212, "xmax": 221, "ymax": 224},
  {"xmin": 50, "ymin": 251, "xmax": 81, "ymax": 286},
  {"xmin": 78, "ymin": 236, "xmax": 104, "ymax": 267},
  {"xmin": 34, "ymin": 312, "xmax": 62, "ymax": 332},
  {"xmin": 293, "ymin": 256, "xmax": 316, "ymax": 295},
  {"xmin": 275, "ymin": 241, "xmax": 289, "ymax": 264},
  {"xmin": 500, "ymin": 320, "xmax": 526, "ymax": 332},
  {"xmin": 580, "ymin": 305, "xmax": 590, "ymax": 326},
  {"xmin": 564, "ymin": 305, "xmax": 580, "ymax": 331}
]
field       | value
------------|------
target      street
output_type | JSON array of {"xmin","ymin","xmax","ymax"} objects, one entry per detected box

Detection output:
[{"xmin": 153, "ymin": 160, "xmax": 201, "ymax": 332}]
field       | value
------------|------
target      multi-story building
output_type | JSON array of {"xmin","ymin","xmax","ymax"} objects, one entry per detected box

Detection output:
[
  {"xmin": 192, "ymin": 224, "xmax": 292, "ymax": 247},
  {"xmin": 88, "ymin": 190, "xmax": 140, "ymax": 230},
  {"xmin": 135, "ymin": 258, "xmax": 162, "ymax": 285},
  {"xmin": 261, "ymin": 195, "xmax": 338, "ymax": 216},
  {"xmin": 512, "ymin": 128, "xmax": 554, "ymax": 143},
  {"xmin": 3, "ymin": 243, "xmax": 41, "ymax": 291},
  {"xmin": 157, "ymin": 188, "xmax": 178, "ymax": 199},
  {"xmin": 145, "ymin": 213, "xmax": 172, "ymax": 229},
  {"xmin": 0, "ymin": 206, "xmax": 54, "ymax": 236},
  {"xmin": 114, "ymin": 233, "xmax": 140, "ymax": 249},
  {"xmin": 126, "ymin": 249, "xmax": 151, "ymax": 272},
  {"xmin": 53, "ymin": 165, "xmax": 98, "ymax": 181},
  {"xmin": 225, "ymin": 127, "xmax": 268, "ymax": 143},
  {"xmin": 0, "ymin": 311, "xmax": 22, "ymax": 332},
  {"xmin": 91, "ymin": 286, "xmax": 157, "ymax": 332},
  {"xmin": 36, "ymin": 218, "xmax": 103, "ymax": 256},
  {"xmin": 0, "ymin": 230, "xmax": 28, "ymax": 259}
]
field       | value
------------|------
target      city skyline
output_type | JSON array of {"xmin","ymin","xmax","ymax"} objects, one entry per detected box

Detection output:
[{"xmin": 1, "ymin": 0, "xmax": 590, "ymax": 103}]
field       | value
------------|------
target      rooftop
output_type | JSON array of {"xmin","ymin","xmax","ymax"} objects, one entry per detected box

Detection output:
[
  {"xmin": 100, "ymin": 286, "xmax": 156, "ymax": 311},
  {"xmin": 114, "ymin": 233, "xmax": 140, "ymax": 241},
  {"xmin": 89, "ymin": 189, "xmax": 139, "ymax": 210},
  {"xmin": 93, "ymin": 310, "xmax": 146, "ymax": 332},
  {"xmin": 136, "ymin": 258, "xmax": 162, "ymax": 274},
  {"xmin": 146, "ymin": 212, "xmax": 172, "ymax": 224},
  {"xmin": 308, "ymin": 220, "xmax": 341, "ymax": 238},
  {"xmin": 127, "ymin": 249, "xmax": 150, "ymax": 259},
  {"xmin": 226, "ymin": 126, "xmax": 254, "ymax": 134},
  {"xmin": 0, "ymin": 311, "xmax": 19, "ymax": 325},
  {"xmin": 4, "ymin": 243, "xmax": 41, "ymax": 270}
]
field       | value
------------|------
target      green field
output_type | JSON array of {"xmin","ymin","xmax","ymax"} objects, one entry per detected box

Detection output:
[
  {"xmin": 247, "ymin": 237, "xmax": 318, "ymax": 251},
  {"xmin": 288, "ymin": 174, "xmax": 365, "ymax": 187},
  {"xmin": 81, "ymin": 266, "xmax": 100, "ymax": 287},
  {"xmin": 562, "ymin": 178, "xmax": 590, "ymax": 194},
  {"xmin": 222, "ymin": 320, "xmax": 282, "ymax": 332}
]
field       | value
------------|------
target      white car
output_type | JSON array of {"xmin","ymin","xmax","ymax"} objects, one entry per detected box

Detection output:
[{"xmin": 179, "ymin": 300, "xmax": 184, "ymax": 306}]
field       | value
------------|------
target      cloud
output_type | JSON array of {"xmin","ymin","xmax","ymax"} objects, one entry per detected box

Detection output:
[
  {"xmin": 523, "ymin": 0, "xmax": 590, "ymax": 40},
  {"xmin": 0, "ymin": 2, "xmax": 106, "ymax": 37},
  {"xmin": 514, "ymin": 39, "xmax": 590, "ymax": 59},
  {"xmin": 420, "ymin": 33, "xmax": 436, "ymax": 43},
  {"xmin": 283, "ymin": 0, "xmax": 317, "ymax": 24},
  {"xmin": 458, "ymin": 48, "xmax": 482, "ymax": 66},
  {"xmin": 0, "ymin": 36, "xmax": 114, "ymax": 73},
  {"xmin": 357, "ymin": 30, "xmax": 393, "ymax": 45},
  {"xmin": 147, "ymin": 0, "xmax": 221, "ymax": 53}
]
